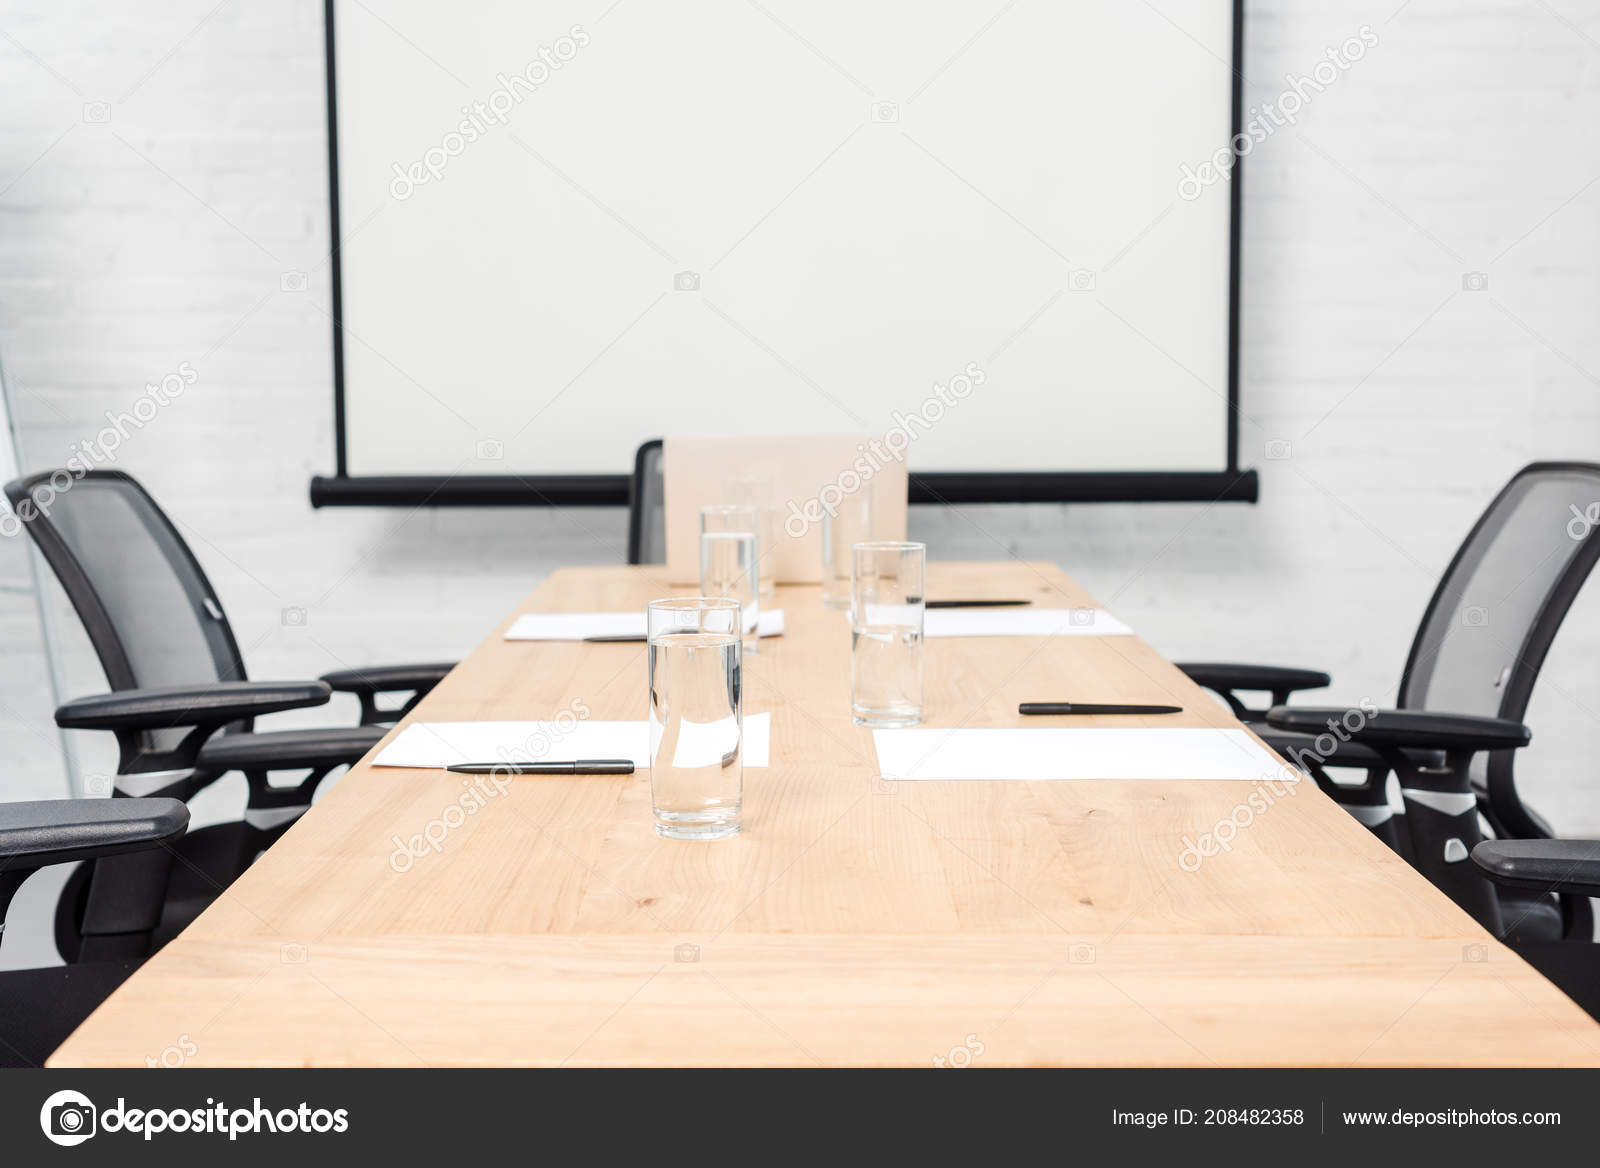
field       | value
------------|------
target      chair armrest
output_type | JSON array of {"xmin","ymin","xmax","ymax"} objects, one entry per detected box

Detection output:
[
  {"xmin": 0, "ymin": 798, "xmax": 189, "ymax": 931},
  {"xmin": 0, "ymin": 797, "xmax": 189, "ymax": 869},
  {"xmin": 1471, "ymin": 840, "xmax": 1600, "ymax": 899},
  {"xmin": 55, "ymin": 681, "xmax": 332, "ymax": 778},
  {"xmin": 319, "ymin": 662, "xmax": 454, "ymax": 726},
  {"xmin": 55, "ymin": 681, "xmax": 331, "ymax": 731},
  {"xmin": 1263, "ymin": 707, "xmax": 1531, "ymax": 753},
  {"xmin": 1176, "ymin": 663, "xmax": 1331, "ymax": 718},
  {"xmin": 320, "ymin": 663, "xmax": 453, "ymax": 695},
  {"xmin": 1178, "ymin": 663, "xmax": 1332, "ymax": 693}
]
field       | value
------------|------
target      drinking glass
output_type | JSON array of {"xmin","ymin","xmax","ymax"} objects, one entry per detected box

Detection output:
[
  {"xmin": 699, "ymin": 504, "xmax": 760, "ymax": 652},
  {"xmin": 725, "ymin": 474, "xmax": 779, "ymax": 599},
  {"xmin": 647, "ymin": 597, "xmax": 743, "ymax": 840},
  {"xmin": 820, "ymin": 481, "xmax": 873, "ymax": 610},
  {"xmin": 849, "ymin": 541, "xmax": 925, "ymax": 727}
]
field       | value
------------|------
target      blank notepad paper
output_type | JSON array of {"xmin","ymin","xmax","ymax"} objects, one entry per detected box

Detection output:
[
  {"xmin": 922, "ymin": 608, "xmax": 1132, "ymax": 638},
  {"xmin": 374, "ymin": 714, "xmax": 771, "ymax": 769},
  {"xmin": 872, "ymin": 728, "xmax": 1293, "ymax": 782}
]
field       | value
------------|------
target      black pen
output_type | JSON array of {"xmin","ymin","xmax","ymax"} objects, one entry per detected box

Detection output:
[
  {"xmin": 926, "ymin": 599, "xmax": 1032, "ymax": 609},
  {"xmin": 1018, "ymin": 703, "xmax": 1182, "ymax": 716},
  {"xmin": 447, "ymin": 759, "xmax": 636, "ymax": 775}
]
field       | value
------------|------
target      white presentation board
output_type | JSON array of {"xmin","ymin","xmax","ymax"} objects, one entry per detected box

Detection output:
[{"xmin": 324, "ymin": 0, "xmax": 1241, "ymax": 500}]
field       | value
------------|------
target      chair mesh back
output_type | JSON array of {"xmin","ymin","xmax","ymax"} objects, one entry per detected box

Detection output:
[
  {"xmin": 629, "ymin": 440, "xmax": 666, "ymax": 565},
  {"xmin": 1400, "ymin": 464, "xmax": 1600, "ymax": 719},
  {"xmin": 8, "ymin": 472, "xmax": 246, "ymax": 701}
]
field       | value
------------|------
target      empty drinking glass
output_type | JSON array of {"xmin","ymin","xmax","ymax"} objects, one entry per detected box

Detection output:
[
  {"xmin": 849, "ymin": 541, "xmax": 925, "ymax": 727},
  {"xmin": 700, "ymin": 504, "xmax": 760, "ymax": 653},
  {"xmin": 820, "ymin": 482, "xmax": 873, "ymax": 610},
  {"xmin": 647, "ymin": 597, "xmax": 743, "ymax": 840}
]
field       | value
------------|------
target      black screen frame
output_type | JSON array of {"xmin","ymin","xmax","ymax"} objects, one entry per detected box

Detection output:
[{"xmin": 311, "ymin": 0, "xmax": 1255, "ymax": 508}]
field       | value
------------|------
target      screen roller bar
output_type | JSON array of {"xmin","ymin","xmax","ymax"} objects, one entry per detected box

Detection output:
[{"xmin": 309, "ymin": 470, "xmax": 1259, "ymax": 509}]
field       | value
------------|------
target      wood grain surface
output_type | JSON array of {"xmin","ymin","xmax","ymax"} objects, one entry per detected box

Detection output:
[{"xmin": 49, "ymin": 563, "xmax": 1600, "ymax": 1066}]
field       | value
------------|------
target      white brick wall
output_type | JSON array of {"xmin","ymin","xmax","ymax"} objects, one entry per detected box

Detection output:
[{"xmin": 1, "ymin": 0, "xmax": 1598, "ymax": 852}]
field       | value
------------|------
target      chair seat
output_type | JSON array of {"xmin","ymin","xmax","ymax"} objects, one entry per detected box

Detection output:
[
  {"xmin": 155, "ymin": 821, "xmax": 261, "ymax": 948},
  {"xmin": 0, "ymin": 959, "xmax": 140, "ymax": 1067},
  {"xmin": 1508, "ymin": 939, "xmax": 1600, "ymax": 1022},
  {"xmin": 198, "ymin": 725, "xmax": 387, "ymax": 772}
]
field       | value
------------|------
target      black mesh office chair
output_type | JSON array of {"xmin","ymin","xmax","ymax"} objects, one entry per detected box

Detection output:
[
  {"xmin": 628, "ymin": 439, "xmax": 665, "ymax": 565},
  {"xmin": 5, "ymin": 469, "xmax": 453, "ymax": 954},
  {"xmin": 0, "ymin": 796, "xmax": 189, "ymax": 1066},
  {"xmin": 1180, "ymin": 462, "xmax": 1600, "ymax": 942}
]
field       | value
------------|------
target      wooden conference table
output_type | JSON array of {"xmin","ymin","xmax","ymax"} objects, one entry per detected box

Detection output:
[{"xmin": 51, "ymin": 562, "xmax": 1600, "ymax": 1066}]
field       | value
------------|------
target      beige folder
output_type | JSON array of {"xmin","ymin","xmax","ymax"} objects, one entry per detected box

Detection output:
[{"xmin": 663, "ymin": 435, "xmax": 909, "ymax": 585}]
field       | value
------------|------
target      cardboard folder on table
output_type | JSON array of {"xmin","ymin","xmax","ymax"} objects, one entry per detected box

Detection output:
[{"xmin": 662, "ymin": 435, "xmax": 909, "ymax": 585}]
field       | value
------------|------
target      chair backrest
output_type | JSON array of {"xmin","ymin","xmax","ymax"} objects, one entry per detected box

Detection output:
[
  {"xmin": 4, "ymin": 470, "xmax": 248, "ymax": 701},
  {"xmin": 627, "ymin": 439, "xmax": 665, "ymax": 565},
  {"xmin": 1399, "ymin": 462, "xmax": 1600, "ymax": 723}
]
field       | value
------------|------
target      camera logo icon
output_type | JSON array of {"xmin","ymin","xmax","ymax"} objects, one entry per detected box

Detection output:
[
  {"xmin": 1264, "ymin": 438, "xmax": 1292, "ymax": 460},
  {"xmin": 869, "ymin": 100, "xmax": 899, "ymax": 124},
  {"xmin": 1462, "ymin": 943, "xmax": 1488, "ymax": 963},
  {"xmin": 281, "ymin": 606, "xmax": 307, "ymax": 627},
  {"xmin": 82, "ymin": 101, "xmax": 111, "ymax": 124},
  {"xmin": 1461, "ymin": 605, "xmax": 1489, "ymax": 627},
  {"xmin": 280, "ymin": 270, "xmax": 308, "ymax": 292},
  {"xmin": 281, "ymin": 942, "xmax": 308, "ymax": 963},
  {"xmin": 674, "ymin": 943, "xmax": 700, "ymax": 963},
  {"xmin": 1068, "ymin": 942, "xmax": 1097, "ymax": 964},
  {"xmin": 1461, "ymin": 271, "xmax": 1489, "ymax": 292},
  {"xmin": 1069, "ymin": 269, "xmax": 1096, "ymax": 292},
  {"xmin": 40, "ymin": 1089, "xmax": 97, "ymax": 1146},
  {"xmin": 673, "ymin": 270, "xmax": 700, "ymax": 292},
  {"xmin": 475, "ymin": 438, "xmax": 505, "ymax": 461}
]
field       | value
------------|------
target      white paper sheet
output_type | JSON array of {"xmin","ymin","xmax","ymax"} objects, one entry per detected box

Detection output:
[
  {"xmin": 374, "ymin": 713, "xmax": 771, "ymax": 769},
  {"xmin": 505, "ymin": 609, "xmax": 785, "ymax": 641},
  {"xmin": 871, "ymin": 728, "xmax": 1294, "ymax": 782},
  {"xmin": 667, "ymin": 714, "xmax": 742, "ymax": 768},
  {"xmin": 922, "ymin": 608, "xmax": 1133, "ymax": 638}
]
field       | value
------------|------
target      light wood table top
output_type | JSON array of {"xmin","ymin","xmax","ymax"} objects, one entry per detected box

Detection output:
[{"xmin": 50, "ymin": 563, "xmax": 1600, "ymax": 1066}]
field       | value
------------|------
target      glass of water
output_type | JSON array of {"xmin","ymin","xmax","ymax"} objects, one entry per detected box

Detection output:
[
  {"xmin": 820, "ymin": 481, "xmax": 873, "ymax": 610},
  {"xmin": 647, "ymin": 597, "xmax": 743, "ymax": 840},
  {"xmin": 725, "ymin": 474, "xmax": 779, "ymax": 599},
  {"xmin": 849, "ymin": 541, "xmax": 925, "ymax": 727},
  {"xmin": 699, "ymin": 504, "xmax": 760, "ymax": 653}
]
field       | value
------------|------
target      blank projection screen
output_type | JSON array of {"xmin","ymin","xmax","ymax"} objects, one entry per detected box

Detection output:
[{"xmin": 321, "ymin": 0, "xmax": 1246, "ymax": 504}]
